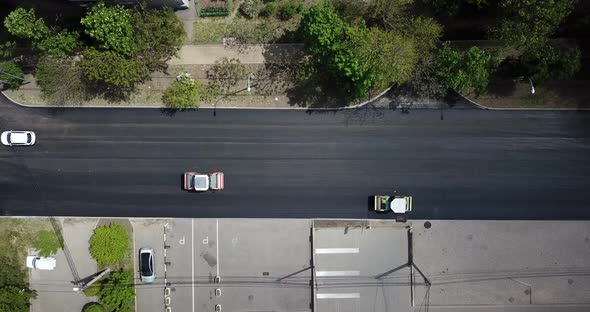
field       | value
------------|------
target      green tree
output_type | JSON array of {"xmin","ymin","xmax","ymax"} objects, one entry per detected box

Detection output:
[
  {"xmin": 32, "ymin": 230, "xmax": 61, "ymax": 257},
  {"xmin": 277, "ymin": 3, "xmax": 303, "ymax": 21},
  {"xmin": 37, "ymin": 30, "xmax": 80, "ymax": 58},
  {"xmin": 356, "ymin": 27, "xmax": 417, "ymax": 90},
  {"xmin": 89, "ymin": 224, "xmax": 129, "ymax": 265},
  {"xmin": 163, "ymin": 73, "xmax": 201, "ymax": 109},
  {"xmin": 433, "ymin": 45, "xmax": 497, "ymax": 95},
  {"xmin": 519, "ymin": 43, "xmax": 581, "ymax": 82},
  {"xmin": 99, "ymin": 271, "xmax": 134, "ymax": 312},
  {"xmin": 0, "ymin": 61, "xmax": 25, "ymax": 90},
  {"xmin": 83, "ymin": 302, "xmax": 106, "ymax": 312},
  {"xmin": 36, "ymin": 56, "xmax": 87, "ymax": 105},
  {"xmin": 81, "ymin": 48, "xmax": 147, "ymax": 90},
  {"xmin": 132, "ymin": 8, "xmax": 185, "ymax": 72},
  {"xmin": 3, "ymin": 8, "xmax": 48, "ymax": 41},
  {"xmin": 81, "ymin": 2, "xmax": 135, "ymax": 55},
  {"xmin": 0, "ymin": 286, "xmax": 37, "ymax": 312},
  {"xmin": 0, "ymin": 42, "xmax": 16, "ymax": 60},
  {"xmin": 490, "ymin": 0, "xmax": 577, "ymax": 50},
  {"xmin": 207, "ymin": 57, "xmax": 248, "ymax": 93}
]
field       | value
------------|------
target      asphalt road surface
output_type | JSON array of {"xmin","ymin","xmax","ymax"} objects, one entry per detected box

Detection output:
[{"xmin": 1, "ymin": 95, "xmax": 589, "ymax": 219}]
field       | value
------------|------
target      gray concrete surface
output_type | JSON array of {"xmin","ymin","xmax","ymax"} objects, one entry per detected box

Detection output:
[
  {"xmin": 412, "ymin": 220, "xmax": 590, "ymax": 310},
  {"xmin": 313, "ymin": 220, "xmax": 411, "ymax": 312}
]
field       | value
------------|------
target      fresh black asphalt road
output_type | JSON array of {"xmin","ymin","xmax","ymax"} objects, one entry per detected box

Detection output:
[{"xmin": 1, "ymin": 96, "xmax": 589, "ymax": 219}]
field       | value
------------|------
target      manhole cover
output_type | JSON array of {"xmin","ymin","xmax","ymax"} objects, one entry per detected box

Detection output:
[{"xmin": 424, "ymin": 221, "xmax": 432, "ymax": 229}]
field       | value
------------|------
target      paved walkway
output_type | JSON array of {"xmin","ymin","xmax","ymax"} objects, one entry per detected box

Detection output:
[{"xmin": 169, "ymin": 44, "xmax": 305, "ymax": 65}]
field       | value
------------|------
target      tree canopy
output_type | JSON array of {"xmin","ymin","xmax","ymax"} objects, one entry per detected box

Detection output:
[
  {"xmin": 3, "ymin": 8, "xmax": 48, "ymax": 41},
  {"xmin": 490, "ymin": 0, "xmax": 577, "ymax": 50},
  {"xmin": 99, "ymin": 271, "xmax": 134, "ymax": 312},
  {"xmin": 81, "ymin": 2, "xmax": 136, "ymax": 56},
  {"xmin": 81, "ymin": 48, "xmax": 148, "ymax": 90},
  {"xmin": 432, "ymin": 45, "xmax": 497, "ymax": 95}
]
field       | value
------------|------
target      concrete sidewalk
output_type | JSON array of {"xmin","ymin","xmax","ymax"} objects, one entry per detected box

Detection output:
[{"xmin": 169, "ymin": 44, "xmax": 305, "ymax": 65}]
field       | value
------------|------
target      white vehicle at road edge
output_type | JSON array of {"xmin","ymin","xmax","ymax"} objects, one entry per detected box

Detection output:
[{"xmin": 1, "ymin": 130, "xmax": 36, "ymax": 146}]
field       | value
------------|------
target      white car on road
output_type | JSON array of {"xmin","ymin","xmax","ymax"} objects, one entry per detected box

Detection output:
[{"xmin": 1, "ymin": 130, "xmax": 36, "ymax": 146}]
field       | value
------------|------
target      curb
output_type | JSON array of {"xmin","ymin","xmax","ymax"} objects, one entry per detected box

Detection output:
[
  {"xmin": 0, "ymin": 84, "xmax": 393, "ymax": 111},
  {"xmin": 459, "ymin": 92, "xmax": 590, "ymax": 111}
]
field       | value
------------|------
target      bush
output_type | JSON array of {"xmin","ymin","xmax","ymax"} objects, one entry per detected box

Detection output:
[
  {"xmin": 200, "ymin": 7, "xmax": 230, "ymax": 17},
  {"xmin": 81, "ymin": 48, "xmax": 148, "ymax": 90},
  {"xmin": 99, "ymin": 270, "xmax": 134, "ymax": 312},
  {"xmin": 3, "ymin": 8, "xmax": 48, "ymax": 41},
  {"xmin": 277, "ymin": 3, "xmax": 303, "ymax": 21},
  {"xmin": 259, "ymin": 2, "xmax": 277, "ymax": 18},
  {"xmin": 240, "ymin": 0, "xmax": 261, "ymax": 19},
  {"xmin": 83, "ymin": 283, "xmax": 101, "ymax": 297},
  {"xmin": 0, "ymin": 286, "xmax": 37, "ymax": 312},
  {"xmin": 89, "ymin": 224, "xmax": 129, "ymax": 265},
  {"xmin": 162, "ymin": 73, "xmax": 201, "ymax": 108},
  {"xmin": 83, "ymin": 302, "xmax": 105, "ymax": 312},
  {"xmin": 0, "ymin": 61, "xmax": 24, "ymax": 89},
  {"xmin": 81, "ymin": 2, "xmax": 135, "ymax": 56},
  {"xmin": 33, "ymin": 230, "xmax": 61, "ymax": 257}
]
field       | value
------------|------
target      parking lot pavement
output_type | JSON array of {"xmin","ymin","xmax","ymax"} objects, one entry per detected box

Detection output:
[
  {"xmin": 163, "ymin": 218, "xmax": 194, "ymax": 312},
  {"xmin": 313, "ymin": 220, "xmax": 410, "ymax": 312},
  {"xmin": 30, "ymin": 218, "xmax": 99, "ymax": 312},
  {"xmin": 131, "ymin": 218, "xmax": 172, "ymax": 312},
  {"xmin": 163, "ymin": 218, "xmax": 312, "ymax": 312},
  {"xmin": 412, "ymin": 220, "xmax": 590, "ymax": 308}
]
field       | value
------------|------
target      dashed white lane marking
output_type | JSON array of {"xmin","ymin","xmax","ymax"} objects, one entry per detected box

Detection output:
[
  {"xmin": 316, "ymin": 271, "xmax": 360, "ymax": 277},
  {"xmin": 315, "ymin": 248, "xmax": 359, "ymax": 254},
  {"xmin": 316, "ymin": 293, "xmax": 360, "ymax": 299}
]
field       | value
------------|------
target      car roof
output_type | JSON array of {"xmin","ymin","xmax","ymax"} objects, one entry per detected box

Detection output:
[
  {"xmin": 10, "ymin": 132, "xmax": 29, "ymax": 144},
  {"xmin": 194, "ymin": 174, "xmax": 209, "ymax": 191},
  {"xmin": 32, "ymin": 256, "xmax": 56, "ymax": 270}
]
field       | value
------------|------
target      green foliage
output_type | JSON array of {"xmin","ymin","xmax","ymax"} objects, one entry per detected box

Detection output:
[
  {"xmin": 89, "ymin": 224, "xmax": 129, "ymax": 265},
  {"xmin": 302, "ymin": 5, "xmax": 418, "ymax": 99},
  {"xmin": 433, "ymin": 45, "xmax": 497, "ymax": 95},
  {"xmin": 208, "ymin": 57, "xmax": 248, "ymax": 93},
  {"xmin": 240, "ymin": 0, "xmax": 261, "ymax": 19},
  {"xmin": 277, "ymin": 3, "xmax": 303, "ymax": 21},
  {"xmin": 0, "ymin": 42, "xmax": 17, "ymax": 60},
  {"xmin": 83, "ymin": 284, "xmax": 101, "ymax": 297},
  {"xmin": 36, "ymin": 56, "xmax": 87, "ymax": 105},
  {"xmin": 37, "ymin": 30, "xmax": 80, "ymax": 58},
  {"xmin": 356, "ymin": 27, "xmax": 417, "ymax": 90},
  {"xmin": 81, "ymin": 2, "xmax": 135, "ymax": 55},
  {"xmin": 200, "ymin": 7, "xmax": 230, "ymax": 17},
  {"xmin": 163, "ymin": 73, "xmax": 201, "ymax": 109},
  {"xmin": 32, "ymin": 230, "xmax": 61, "ymax": 257},
  {"xmin": 3, "ymin": 8, "xmax": 48, "ymax": 41},
  {"xmin": 0, "ymin": 61, "xmax": 24, "ymax": 90},
  {"xmin": 99, "ymin": 270, "xmax": 134, "ymax": 312},
  {"xmin": 404, "ymin": 16, "xmax": 442, "ymax": 53},
  {"xmin": 519, "ymin": 43, "xmax": 581, "ymax": 82},
  {"xmin": 490, "ymin": 0, "xmax": 577, "ymax": 50},
  {"xmin": 0, "ymin": 286, "xmax": 36, "ymax": 312},
  {"xmin": 83, "ymin": 302, "xmax": 106, "ymax": 312},
  {"xmin": 81, "ymin": 48, "xmax": 148, "ymax": 90},
  {"xmin": 408, "ymin": 52, "xmax": 446, "ymax": 98},
  {"xmin": 0, "ymin": 255, "xmax": 27, "ymax": 288},
  {"xmin": 132, "ymin": 8, "xmax": 185, "ymax": 72},
  {"xmin": 259, "ymin": 2, "xmax": 278, "ymax": 18},
  {"xmin": 426, "ymin": 0, "xmax": 489, "ymax": 17}
]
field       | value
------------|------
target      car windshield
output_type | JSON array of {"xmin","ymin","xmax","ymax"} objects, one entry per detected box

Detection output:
[{"xmin": 141, "ymin": 253, "xmax": 152, "ymax": 275}]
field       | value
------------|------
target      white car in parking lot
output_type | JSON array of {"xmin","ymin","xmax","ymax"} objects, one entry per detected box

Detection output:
[
  {"xmin": 1, "ymin": 130, "xmax": 36, "ymax": 146},
  {"xmin": 26, "ymin": 256, "xmax": 56, "ymax": 270}
]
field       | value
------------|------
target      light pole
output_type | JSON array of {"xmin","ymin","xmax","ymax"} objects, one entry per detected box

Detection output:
[
  {"xmin": 516, "ymin": 76, "xmax": 535, "ymax": 95},
  {"xmin": 247, "ymin": 73, "xmax": 255, "ymax": 92}
]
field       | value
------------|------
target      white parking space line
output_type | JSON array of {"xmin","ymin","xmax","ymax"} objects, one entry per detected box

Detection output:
[
  {"xmin": 316, "ymin": 271, "xmax": 360, "ymax": 277},
  {"xmin": 191, "ymin": 219, "xmax": 195, "ymax": 312},
  {"xmin": 316, "ymin": 293, "xmax": 360, "ymax": 299},
  {"xmin": 216, "ymin": 219, "xmax": 219, "ymax": 277},
  {"xmin": 315, "ymin": 248, "xmax": 359, "ymax": 254}
]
